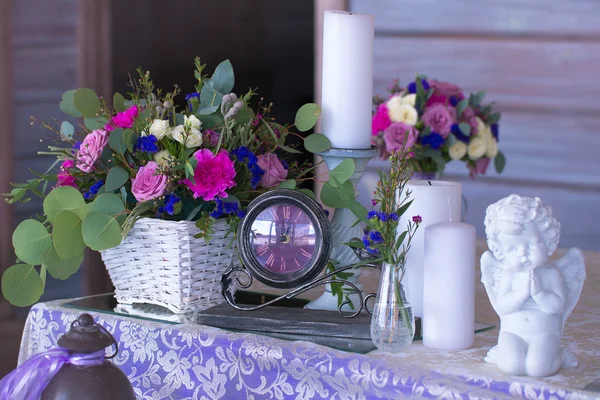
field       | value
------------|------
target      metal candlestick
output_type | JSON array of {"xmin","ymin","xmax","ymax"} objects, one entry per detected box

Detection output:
[{"xmin": 305, "ymin": 147, "xmax": 379, "ymax": 312}]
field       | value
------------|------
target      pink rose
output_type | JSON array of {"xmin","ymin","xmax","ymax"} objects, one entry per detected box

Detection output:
[
  {"xmin": 76, "ymin": 129, "xmax": 108, "ymax": 172},
  {"xmin": 468, "ymin": 157, "xmax": 490, "ymax": 179},
  {"xmin": 372, "ymin": 104, "xmax": 392, "ymax": 136},
  {"xmin": 257, "ymin": 154, "xmax": 288, "ymax": 188},
  {"xmin": 421, "ymin": 103, "xmax": 454, "ymax": 138},
  {"xmin": 462, "ymin": 107, "xmax": 479, "ymax": 136},
  {"xmin": 430, "ymin": 80, "xmax": 464, "ymax": 98},
  {"xmin": 383, "ymin": 122, "xmax": 418, "ymax": 153},
  {"xmin": 56, "ymin": 160, "xmax": 77, "ymax": 188},
  {"xmin": 184, "ymin": 149, "xmax": 236, "ymax": 201},
  {"xmin": 131, "ymin": 161, "xmax": 167, "ymax": 202},
  {"xmin": 106, "ymin": 105, "xmax": 139, "ymax": 131}
]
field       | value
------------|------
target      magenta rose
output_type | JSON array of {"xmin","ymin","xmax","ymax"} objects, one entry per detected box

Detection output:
[
  {"xmin": 468, "ymin": 157, "xmax": 490, "ymax": 179},
  {"xmin": 76, "ymin": 129, "xmax": 108, "ymax": 172},
  {"xmin": 106, "ymin": 105, "xmax": 139, "ymax": 131},
  {"xmin": 430, "ymin": 80, "xmax": 463, "ymax": 98},
  {"xmin": 383, "ymin": 122, "xmax": 418, "ymax": 153},
  {"xmin": 131, "ymin": 161, "xmax": 167, "ymax": 202},
  {"xmin": 372, "ymin": 104, "xmax": 392, "ymax": 136},
  {"xmin": 56, "ymin": 160, "xmax": 77, "ymax": 188},
  {"xmin": 421, "ymin": 103, "xmax": 454, "ymax": 138},
  {"xmin": 183, "ymin": 149, "xmax": 236, "ymax": 201},
  {"xmin": 257, "ymin": 154, "xmax": 288, "ymax": 188}
]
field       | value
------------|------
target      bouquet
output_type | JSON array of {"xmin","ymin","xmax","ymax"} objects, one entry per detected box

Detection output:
[
  {"xmin": 371, "ymin": 76, "xmax": 506, "ymax": 178},
  {"xmin": 2, "ymin": 58, "xmax": 333, "ymax": 306}
]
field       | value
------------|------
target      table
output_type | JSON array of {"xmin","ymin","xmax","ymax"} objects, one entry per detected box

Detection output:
[{"xmin": 18, "ymin": 244, "xmax": 600, "ymax": 399}]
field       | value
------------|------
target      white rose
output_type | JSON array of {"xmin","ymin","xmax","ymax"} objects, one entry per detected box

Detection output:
[
  {"xmin": 467, "ymin": 137, "xmax": 487, "ymax": 160},
  {"xmin": 184, "ymin": 115, "xmax": 202, "ymax": 130},
  {"xmin": 154, "ymin": 150, "xmax": 172, "ymax": 167},
  {"xmin": 476, "ymin": 117, "xmax": 493, "ymax": 139},
  {"xmin": 486, "ymin": 137, "xmax": 498, "ymax": 158},
  {"xmin": 149, "ymin": 119, "xmax": 171, "ymax": 140},
  {"xmin": 449, "ymin": 141, "xmax": 468, "ymax": 160},
  {"xmin": 171, "ymin": 125, "xmax": 202, "ymax": 148},
  {"xmin": 400, "ymin": 93, "xmax": 416, "ymax": 106},
  {"xmin": 386, "ymin": 97, "xmax": 418, "ymax": 126}
]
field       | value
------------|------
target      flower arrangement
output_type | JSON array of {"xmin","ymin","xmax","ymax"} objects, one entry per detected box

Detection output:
[
  {"xmin": 2, "ymin": 58, "xmax": 334, "ymax": 306},
  {"xmin": 372, "ymin": 76, "xmax": 506, "ymax": 178}
]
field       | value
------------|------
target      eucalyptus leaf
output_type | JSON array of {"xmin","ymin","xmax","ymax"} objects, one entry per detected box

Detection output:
[
  {"xmin": 196, "ymin": 111, "xmax": 224, "ymax": 130},
  {"xmin": 456, "ymin": 99, "xmax": 469, "ymax": 116},
  {"xmin": 494, "ymin": 151, "xmax": 506, "ymax": 173},
  {"xmin": 108, "ymin": 128, "xmax": 127, "ymax": 155},
  {"xmin": 43, "ymin": 247, "xmax": 83, "ymax": 280},
  {"xmin": 73, "ymin": 88, "xmax": 101, "ymax": 118},
  {"xmin": 76, "ymin": 203, "xmax": 92, "ymax": 220},
  {"xmin": 12, "ymin": 220, "xmax": 52, "ymax": 266},
  {"xmin": 60, "ymin": 121, "xmax": 75, "ymax": 139},
  {"xmin": 52, "ymin": 211, "xmax": 85, "ymax": 260},
  {"xmin": 278, "ymin": 144, "xmax": 302, "ymax": 154},
  {"xmin": 105, "ymin": 166, "xmax": 129, "ymax": 192},
  {"xmin": 43, "ymin": 186, "xmax": 85, "ymax": 223},
  {"xmin": 298, "ymin": 188, "xmax": 316, "ymax": 200},
  {"xmin": 446, "ymin": 133, "xmax": 457, "ymax": 147},
  {"xmin": 458, "ymin": 122, "xmax": 471, "ymax": 137},
  {"xmin": 320, "ymin": 182, "xmax": 347, "ymax": 209},
  {"xmin": 1, "ymin": 264, "xmax": 44, "ymax": 307},
  {"xmin": 276, "ymin": 179, "xmax": 296, "ymax": 189},
  {"xmin": 84, "ymin": 116, "xmax": 108, "ymax": 131},
  {"xmin": 113, "ymin": 92, "xmax": 126, "ymax": 112},
  {"xmin": 487, "ymin": 112, "xmax": 501, "ymax": 125},
  {"xmin": 294, "ymin": 103, "xmax": 321, "ymax": 132},
  {"xmin": 82, "ymin": 212, "xmax": 123, "ymax": 251},
  {"xmin": 123, "ymin": 129, "xmax": 138, "ymax": 153},
  {"xmin": 329, "ymin": 159, "xmax": 355, "ymax": 186},
  {"xmin": 90, "ymin": 193, "xmax": 125, "ymax": 216},
  {"xmin": 59, "ymin": 90, "xmax": 82, "ymax": 118},
  {"xmin": 304, "ymin": 133, "xmax": 331, "ymax": 153},
  {"xmin": 210, "ymin": 59, "xmax": 235, "ymax": 94},
  {"xmin": 200, "ymin": 79, "xmax": 224, "ymax": 108},
  {"xmin": 197, "ymin": 105, "xmax": 219, "ymax": 115},
  {"xmin": 233, "ymin": 105, "xmax": 254, "ymax": 125}
]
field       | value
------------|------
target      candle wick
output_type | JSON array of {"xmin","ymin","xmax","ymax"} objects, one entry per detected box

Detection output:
[{"xmin": 428, "ymin": 181, "xmax": 431, "ymax": 186}]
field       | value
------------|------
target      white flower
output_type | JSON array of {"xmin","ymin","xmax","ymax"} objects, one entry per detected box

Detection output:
[
  {"xmin": 486, "ymin": 137, "xmax": 499, "ymax": 158},
  {"xmin": 400, "ymin": 93, "xmax": 416, "ymax": 106},
  {"xmin": 449, "ymin": 141, "xmax": 468, "ymax": 160},
  {"xmin": 386, "ymin": 95, "xmax": 418, "ymax": 125},
  {"xmin": 468, "ymin": 137, "xmax": 487, "ymax": 160},
  {"xmin": 172, "ymin": 125, "xmax": 203, "ymax": 148},
  {"xmin": 154, "ymin": 150, "xmax": 172, "ymax": 167},
  {"xmin": 184, "ymin": 115, "xmax": 202, "ymax": 130},
  {"xmin": 476, "ymin": 117, "xmax": 493, "ymax": 139},
  {"xmin": 148, "ymin": 119, "xmax": 171, "ymax": 140}
]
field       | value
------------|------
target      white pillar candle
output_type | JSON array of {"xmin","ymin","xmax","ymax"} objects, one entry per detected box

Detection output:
[
  {"xmin": 423, "ymin": 221, "xmax": 476, "ymax": 349},
  {"xmin": 321, "ymin": 11, "xmax": 374, "ymax": 149},
  {"xmin": 397, "ymin": 180, "xmax": 461, "ymax": 317}
]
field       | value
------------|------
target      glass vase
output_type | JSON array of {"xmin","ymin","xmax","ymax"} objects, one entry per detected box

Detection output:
[{"xmin": 370, "ymin": 262, "xmax": 415, "ymax": 352}]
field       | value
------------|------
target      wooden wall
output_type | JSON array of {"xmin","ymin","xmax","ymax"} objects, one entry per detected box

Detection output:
[{"xmin": 350, "ymin": 0, "xmax": 600, "ymax": 251}]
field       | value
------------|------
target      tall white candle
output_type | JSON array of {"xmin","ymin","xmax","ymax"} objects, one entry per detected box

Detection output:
[
  {"xmin": 321, "ymin": 11, "xmax": 373, "ymax": 149},
  {"xmin": 397, "ymin": 180, "xmax": 461, "ymax": 317},
  {"xmin": 423, "ymin": 221, "xmax": 476, "ymax": 349}
]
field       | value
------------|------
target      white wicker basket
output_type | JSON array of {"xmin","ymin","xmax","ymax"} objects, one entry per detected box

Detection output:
[{"xmin": 101, "ymin": 217, "xmax": 236, "ymax": 314}]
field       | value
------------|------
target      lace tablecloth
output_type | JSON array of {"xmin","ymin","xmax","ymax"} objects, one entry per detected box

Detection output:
[{"xmin": 18, "ymin": 246, "xmax": 600, "ymax": 399}]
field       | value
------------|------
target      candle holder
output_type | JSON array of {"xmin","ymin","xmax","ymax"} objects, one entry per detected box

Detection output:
[{"xmin": 305, "ymin": 147, "xmax": 379, "ymax": 312}]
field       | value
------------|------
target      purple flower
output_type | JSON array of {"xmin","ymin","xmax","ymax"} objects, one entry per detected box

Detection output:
[
  {"xmin": 378, "ymin": 212, "xmax": 388, "ymax": 222},
  {"xmin": 367, "ymin": 210, "xmax": 378, "ymax": 220},
  {"xmin": 421, "ymin": 104, "xmax": 454, "ymax": 137},
  {"xmin": 412, "ymin": 215, "xmax": 422, "ymax": 224},
  {"xmin": 389, "ymin": 213, "xmax": 399, "ymax": 221},
  {"xmin": 369, "ymin": 230, "xmax": 384, "ymax": 244}
]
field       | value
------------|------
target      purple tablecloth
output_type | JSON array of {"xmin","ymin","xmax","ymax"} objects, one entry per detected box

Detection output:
[{"xmin": 18, "ymin": 298, "xmax": 598, "ymax": 400}]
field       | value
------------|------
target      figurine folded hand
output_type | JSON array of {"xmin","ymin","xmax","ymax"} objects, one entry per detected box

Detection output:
[{"xmin": 530, "ymin": 270, "xmax": 543, "ymax": 297}]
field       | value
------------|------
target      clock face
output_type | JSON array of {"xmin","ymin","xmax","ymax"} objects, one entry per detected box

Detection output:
[
  {"xmin": 250, "ymin": 204, "xmax": 316, "ymax": 274},
  {"xmin": 237, "ymin": 189, "xmax": 331, "ymax": 289}
]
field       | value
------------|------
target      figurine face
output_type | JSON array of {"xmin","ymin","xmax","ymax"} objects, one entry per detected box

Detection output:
[{"xmin": 495, "ymin": 221, "xmax": 548, "ymax": 270}]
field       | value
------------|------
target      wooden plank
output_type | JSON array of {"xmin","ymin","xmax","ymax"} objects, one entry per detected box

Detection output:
[
  {"xmin": 350, "ymin": 0, "xmax": 600, "ymax": 38},
  {"xmin": 373, "ymin": 37, "xmax": 600, "ymax": 114},
  {"xmin": 12, "ymin": 0, "xmax": 76, "ymax": 48}
]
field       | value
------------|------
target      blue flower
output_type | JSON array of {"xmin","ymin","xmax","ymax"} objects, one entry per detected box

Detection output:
[
  {"xmin": 367, "ymin": 210, "xmax": 378, "ymax": 220},
  {"xmin": 281, "ymin": 159, "xmax": 289, "ymax": 170},
  {"xmin": 233, "ymin": 146, "xmax": 264, "ymax": 189},
  {"xmin": 389, "ymin": 213, "xmax": 399, "ymax": 221},
  {"xmin": 407, "ymin": 79, "xmax": 429, "ymax": 94},
  {"xmin": 134, "ymin": 135, "xmax": 159, "ymax": 154},
  {"xmin": 491, "ymin": 123, "xmax": 499, "ymax": 141},
  {"xmin": 162, "ymin": 194, "xmax": 180, "ymax": 216},
  {"xmin": 449, "ymin": 96, "xmax": 460, "ymax": 107},
  {"xmin": 211, "ymin": 197, "xmax": 245, "ymax": 219},
  {"xmin": 362, "ymin": 233, "xmax": 381, "ymax": 255},
  {"xmin": 224, "ymin": 201, "xmax": 239, "ymax": 214},
  {"xmin": 421, "ymin": 132, "xmax": 445, "ymax": 149},
  {"xmin": 369, "ymin": 230, "xmax": 384, "ymax": 244},
  {"xmin": 451, "ymin": 124, "xmax": 469, "ymax": 143},
  {"xmin": 185, "ymin": 92, "xmax": 200, "ymax": 112},
  {"xmin": 84, "ymin": 180, "xmax": 104, "ymax": 200},
  {"xmin": 378, "ymin": 212, "xmax": 388, "ymax": 222},
  {"xmin": 236, "ymin": 210, "xmax": 246, "ymax": 218},
  {"xmin": 71, "ymin": 141, "xmax": 81, "ymax": 155}
]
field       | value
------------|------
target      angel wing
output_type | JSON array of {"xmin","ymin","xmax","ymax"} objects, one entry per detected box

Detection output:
[
  {"xmin": 553, "ymin": 248, "xmax": 586, "ymax": 331},
  {"xmin": 480, "ymin": 250, "xmax": 504, "ymax": 316}
]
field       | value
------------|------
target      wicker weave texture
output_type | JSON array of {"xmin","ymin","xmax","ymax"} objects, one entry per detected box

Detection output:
[{"xmin": 101, "ymin": 217, "xmax": 235, "ymax": 313}]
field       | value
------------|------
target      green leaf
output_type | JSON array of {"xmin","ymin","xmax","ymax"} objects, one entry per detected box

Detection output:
[
  {"xmin": 396, "ymin": 199, "xmax": 414, "ymax": 218},
  {"xmin": 200, "ymin": 79, "xmax": 223, "ymax": 108},
  {"xmin": 456, "ymin": 99, "xmax": 469, "ymax": 116},
  {"xmin": 320, "ymin": 182, "xmax": 346, "ymax": 209},
  {"xmin": 395, "ymin": 230, "xmax": 409, "ymax": 252},
  {"xmin": 43, "ymin": 186, "xmax": 85, "ymax": 224},
  {"xmin": 12, "ymin": 220, "xmax": 52, "ymax": 265},
  {"xmin": 210, "ymin": 59, "xmax": 235, "ymax": 94},
  {"xmin": 487, "ymin": 112, "xmax": 501, "ymax": 125},
  {"xmin": 446, "ymin": 133, "xmax": 457, "ymax": 147},
  {"xmin": 332, "ymin": 178, "xmax": 369, "ymax": 225},
  {"xmin": 91, "ymin": 193, "xmax": 125, "ymax": 216},
  {"xmin": 233, "ymin": 105, "xmax": 254, "ymax": 125},
  {"xmin": 108, "ymin": 128, "xmax": 127, "ymax": 155},
  {"xmin": 196, "ymin": 111, "xmax": 224, "ymax": 130},
  {"xmin": 73, "ymin": 88, "xmax": 101, "ymax": 118},
  {"xmin": 294, "ymin": 103, "xmax": 321, "ymax": 132},
  {"xmin": 52, "ymin": 211, "xmax": 85, "ymax": 259},
  {"xmin": 113, "ymin": 92, "xmax": 126, "ymax": 112},
  {"xmin": 43, "ymin": 247, "xmax": 83, "ymax": 280},
  {"xmin": 59, "ymin": 90, "xmax": 82, "ymax": 118},
  {"xmin": 304, "ymin": 133, "xmax": 331, "ymax": 153},
  {"xmin": 298, "ymin": 188, "xmax": 316, "ymax": 200},
  {"xmin": 494, "ymin": 151, "xmax": 506, "ymax": 174},
  {"xmin": 278, "ymin": 144, "xmax": 302, "ymax": 154},
  {"xmin": 84, "ymin": 116, "xmax": 108, "ymax": 131},
  {"xmin": 105, "ymin": 166, "xmax": 129, "ymax": 192},
  {"xmin": 76, "ymin": 203, "xmax": 92, "ymax": 220},
  {"xmin": 82, "ymin": 212, "xmax": 123, "ymax": 251},
  {"xmin": 60, "ymin": 121, "xmax": 75, "ymax": 139},
  {"xmin": 458, "ymin": 122, "xmax": 471, "ymax": 137},
  {"xmin": 329, "ymin": 159, "xmax": 355, "ymax": 186},
  {"xmin": 1, "ymin": 264, "xmax": 44, "ymax": 306},
  {"xmin": 276, "ymin": 179, "xmax": 296, "ymax": 189},
  {"xmin": 123, "ymin": 129, "xmax": 138, "ymax": 153},
  {"xmin": 197, "ymin": 105, "xmax": 219, "ymax": 115}
]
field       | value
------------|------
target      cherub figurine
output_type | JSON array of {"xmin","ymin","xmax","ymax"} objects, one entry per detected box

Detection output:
[{"xmin": 481, "ymin": 195, "xmax": 586, "ymax": 377}]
